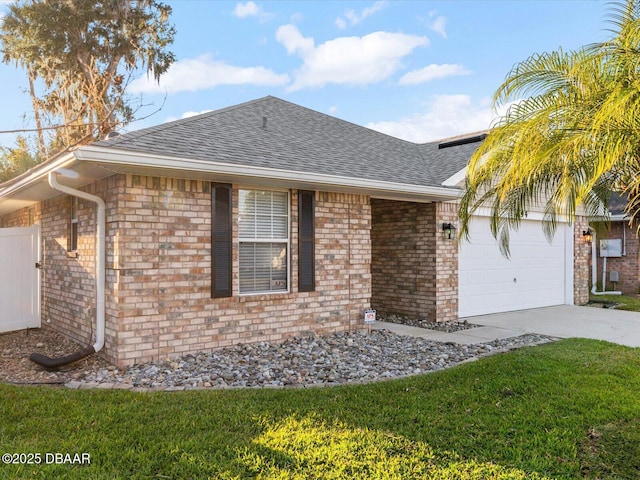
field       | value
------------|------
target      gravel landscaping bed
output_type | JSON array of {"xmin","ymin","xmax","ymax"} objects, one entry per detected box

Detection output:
[
  {"xmin": 1, "ymin": 325, "xmax": 557, "ymax": 390},
  {"xmin": 82, "ymin": 329, "xmax": 555, "ymax": 390},
  {"xmin": 0, "ymin": 327, "xmax": 112, "ymax": 385}
]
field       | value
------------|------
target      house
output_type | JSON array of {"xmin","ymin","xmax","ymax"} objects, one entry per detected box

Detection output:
[
  {"xmin": 591, "ymin": 194, "xmax": 640, "ymax": 294},
  {"xmin": 0, "ymin": 96, "xmax": 591, "ymax": 367}
]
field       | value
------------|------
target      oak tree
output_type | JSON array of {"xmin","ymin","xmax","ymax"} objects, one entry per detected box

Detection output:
[{"xmin": 0, "ymin": 0, "xmax": 175, "ymax": 158}]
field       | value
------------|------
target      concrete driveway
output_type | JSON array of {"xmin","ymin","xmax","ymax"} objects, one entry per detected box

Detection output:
[
  {"xmin": 463, "ymin": 305, "xmax": 640, "ymax": 347},
  {"xmin": 374, "ymin": 305, "xmax": 640, "ymax": 347}
]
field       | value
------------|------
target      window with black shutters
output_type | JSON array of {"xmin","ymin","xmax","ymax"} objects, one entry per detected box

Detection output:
[{"xmin": 238, "ymin": 189, "xmax": 289, "ymax": 295}]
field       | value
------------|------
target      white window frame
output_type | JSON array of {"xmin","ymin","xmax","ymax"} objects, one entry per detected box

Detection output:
[{"xmin": 238, "ymin": 188, "xmax": 290, "ymax": 295}]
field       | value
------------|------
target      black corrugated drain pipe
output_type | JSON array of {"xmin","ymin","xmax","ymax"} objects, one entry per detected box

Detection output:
[
  {"xmin": 30, "ymin": 171, "xmax": 106, "ymax": 370},
  {"xmin": 30, "ymin": 346, "xmax": 96, "ymax": 369}
]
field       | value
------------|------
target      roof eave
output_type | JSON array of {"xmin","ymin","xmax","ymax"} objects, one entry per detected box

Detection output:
[
  {"xmin": 75, "ymin": 145, "xmax": 461, "ymax": 202},
  {"xmin": 0, "ymin": 151, "xmax": 76, "ymax": 197},
  {"xmin": 0, "ymin": 145, "xmax": 462, "ymax": 217}
]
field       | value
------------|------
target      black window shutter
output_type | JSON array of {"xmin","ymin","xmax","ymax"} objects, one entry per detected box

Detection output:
[
  {"xmin": 298, "ymin": 190, "xmax": 315, "ymax": 292},
  {"xmin": 212, "ymin": 183, "xmax": 232, "ymax": 298}
]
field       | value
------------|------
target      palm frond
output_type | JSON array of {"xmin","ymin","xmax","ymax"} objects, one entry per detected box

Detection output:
[{"xmin": 460, "ymin": 0, "xmax": 640, "ymax": 254}]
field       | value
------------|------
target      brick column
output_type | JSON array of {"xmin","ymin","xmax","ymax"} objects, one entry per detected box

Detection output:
[
  {"xmin": 432, "ymin": 202, "xmax": 459, "ymax": 322},
  {"xmin": 574, "ymin": 216, "xmax": 591, "ymax": 304}
]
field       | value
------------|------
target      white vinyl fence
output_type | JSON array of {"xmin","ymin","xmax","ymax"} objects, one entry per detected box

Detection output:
[{"xmin": 0, "ymin": 225, "xmax": 40, "ymax": 332}]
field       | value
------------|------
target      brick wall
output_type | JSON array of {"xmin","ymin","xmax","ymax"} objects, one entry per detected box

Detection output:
[
  {"xmin": 573, "ymin": 216, "xmax": 591, "ymax": 304},
  {"xmin": 0, "ymin": 205, "xmax": 38, "ymax": 228},
  {"xmin": 110, "ymin": 176, "xmax": 371, "ymax": 366},
  {"xmin": 371, "ymin": 200, "xmax": 424, "ymax": 317},
  {"xmin": 371, "ymin": 199, "xmax": 458, "ymax": 323},
  {"xmin": 432, "ymin": 202, "xmax": 459, "ymax": 321},
  {"xmin": 592, "ymin": 220, "xmax": 640, "ymax": 294}
]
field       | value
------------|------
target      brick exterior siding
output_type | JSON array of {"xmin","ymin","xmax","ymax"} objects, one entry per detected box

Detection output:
[
  {"xmin": 1, "ymin": 174, "xmax": 372, "ymax": 366},
  {"xmin": 592, "ymin": 221, "xmax": 640, "ymax": 294},
  {"xmin": 574, "ymin": 216, "xmax": 592, "ymax": 304},
  {"xmin": 370, "ymin": 199, "xmax": 458, "ymax": 323}
]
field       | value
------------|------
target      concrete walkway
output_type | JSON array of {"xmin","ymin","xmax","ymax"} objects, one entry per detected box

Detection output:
[{"xmin": 373, "ymin": 305, "xmax": 640, "ymax": 348}]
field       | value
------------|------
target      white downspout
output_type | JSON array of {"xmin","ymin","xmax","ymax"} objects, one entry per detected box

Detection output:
[
  {"xmin": 590, "ymin": 228, "xmax": 621, "ymax": 296},
  {"xmin": 48, "ymin": 171, "xmax": 106, "ymax": 352},
  {"xmin": 591, "ymin": 228, "xmax": 599, "ymax": 294}
]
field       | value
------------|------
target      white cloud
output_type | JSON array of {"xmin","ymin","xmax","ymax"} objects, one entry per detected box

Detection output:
[
  {"xmin": 128, "ymin": 54, "xmax": 290, "ymax": 94},
  {"xmin": 164, "ymin": 110, "xmax": 214, "ymax": 123},
  {"xmin": 233, "ymin": 1, "xmax": 259, "ymax": 17},
  {"xmin": 336, "ymin": 1, "xmax": 387, "ymax": 29},
  {"xmin": 276, "ymin": 24, "xmax": 428, "ymax": 91},
  {"xmin": 232, "ymin": 1, "xmax": 274, "ymax": 22},
  {"xmin": 428, "ymin": 15, "xmax": 447, "ymax": 39},
  {"xmin": 399, "ymin": 64, "xmax": 471, "ymax": 85},
  {"xmin": 366, "ymin": 95, "xmax": 500, "ymax": 143},
  {"xmin": 276, "ymin": 24, "xmax": 314, "ymax": 56}
]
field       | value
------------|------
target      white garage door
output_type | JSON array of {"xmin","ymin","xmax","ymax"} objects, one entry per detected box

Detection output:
[
  {"xmin": 0, "ymin": 225, "xmax": 41, "ymax": 332},
  {"xmin": 458, "ymin": 217, "xmax": 572, "ymax": 317}
]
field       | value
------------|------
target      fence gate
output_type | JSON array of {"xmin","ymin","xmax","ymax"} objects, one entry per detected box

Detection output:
[{"xmin": 0, "ymin": 225, "xmax": 41, "ymax": 333}]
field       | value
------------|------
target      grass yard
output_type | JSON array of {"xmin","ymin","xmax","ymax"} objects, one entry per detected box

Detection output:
[
  {"xmin": 589, "ymin": 294, "xmax": 640, "ymax": 312},
  {"xmin": 2, "ymin": 338, "xmax": 640, "ymax": 479}
]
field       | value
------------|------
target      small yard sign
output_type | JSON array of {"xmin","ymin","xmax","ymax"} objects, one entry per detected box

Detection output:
[{"xmin": 364, "ymin": 309, "xmax": 376, "ymax": 324}]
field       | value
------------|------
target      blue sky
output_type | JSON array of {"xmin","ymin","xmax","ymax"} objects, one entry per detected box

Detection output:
[{"xmin": 0, "ymin": 0, "xmax": 613, "ymax": 150}]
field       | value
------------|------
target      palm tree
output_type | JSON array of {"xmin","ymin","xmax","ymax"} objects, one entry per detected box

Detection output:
[{"xmin": 459, "ymin": 0, "xmax": 640, "ymax": 255}]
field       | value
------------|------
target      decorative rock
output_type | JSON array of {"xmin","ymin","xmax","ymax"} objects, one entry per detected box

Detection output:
[{"xmin": 82, "ymin": 330, "xmax": 556, "ymax": 390}]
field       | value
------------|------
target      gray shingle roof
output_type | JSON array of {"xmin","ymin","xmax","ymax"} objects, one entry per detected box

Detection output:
[
  {"xmin": 95, "ymin": 96, "xmax": 480, "ymax": 188},
  {"xmin": 608, "ymin": 192, "xmax": 627, "ymax": 216}
]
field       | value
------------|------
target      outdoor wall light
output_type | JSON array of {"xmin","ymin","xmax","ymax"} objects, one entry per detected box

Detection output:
[
  {"xmin": 582, "ymin": 230, "xmax": 593, "ymax": 244},
  {"xmin": 442, "ymin": 222, "xmax": 456, "ymax": 240}
]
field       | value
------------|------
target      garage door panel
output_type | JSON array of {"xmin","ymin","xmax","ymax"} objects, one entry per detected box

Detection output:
[{"xmin": 459, "ymin": 217, "xmax": 569, "ymax": 317}]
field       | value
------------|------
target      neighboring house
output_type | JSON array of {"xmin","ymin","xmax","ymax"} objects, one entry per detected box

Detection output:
[
  {"xmin": 0, "ymin": 96, "xmax": 590, "ymax": 366},
  {"xmin": 591, "ymin": 194, "xmax": 640, "ymax": 294}
]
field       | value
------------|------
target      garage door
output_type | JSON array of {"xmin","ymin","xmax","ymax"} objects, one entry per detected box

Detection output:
[
  {"xmin": 458, "ymin": 217, "xmax": 572, "ymax": 317},
  {"xmin": 0, "ymin": 225, "xmax": 41, "ymax": 332}
]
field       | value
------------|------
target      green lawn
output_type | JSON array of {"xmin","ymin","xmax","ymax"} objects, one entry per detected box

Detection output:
[
  {"xmin": 589, "ymin": 294, "xmax": 640, "ymax": 312},
  {"xmin": 2, "ymin": 339, "xmax": 640, "ymax": 479}
]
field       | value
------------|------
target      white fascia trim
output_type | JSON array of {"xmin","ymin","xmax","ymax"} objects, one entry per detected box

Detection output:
[
  {"xmin": 75, "ymin": 146, "xmax": 462, "ymax": 200},
  {"xmin": 609, "ymin": 214, "xmax": 628, "ymax": 222},
  {"xmin": 470, "ymin": 206, "xmax": 574, "ymax": 223},
  {"xmin": 441, "ymin": 166, "xmax": 467, "ymax": 187},
  {"xmin": 0, "ymin": 152, "xmax": 76, "ymax": 199}
]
